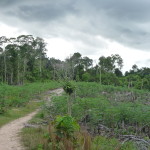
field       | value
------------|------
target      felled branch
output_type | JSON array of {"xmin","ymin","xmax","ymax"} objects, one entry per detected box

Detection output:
[{"xmin": 120, "ymin": 135, "xmax": 150, "ymax": 146}]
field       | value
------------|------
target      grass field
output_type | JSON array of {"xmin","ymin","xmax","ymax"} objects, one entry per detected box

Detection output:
[
  {"xmin": 47, "ymin": 82, "xmax": 150, "ymax": 134},
  {"xmin": 0, "ymin": 81, "xmax": 61, "ymax": 127},
  {"xmin": 21, "ymin": 82, "xmax": 150, "ymax": 150}
]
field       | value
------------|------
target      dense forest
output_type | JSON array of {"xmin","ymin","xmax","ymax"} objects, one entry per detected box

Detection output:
[{"xmin": 0, "ymin": 35, "xmax": 150, "ymax": 91}]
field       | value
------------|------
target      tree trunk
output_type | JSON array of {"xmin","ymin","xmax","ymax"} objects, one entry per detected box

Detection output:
[
  {"xmin": 141, "ymin": 79, "xmax": 143, "ymax": 89},
  {"xmin": 17, "ymin": 59, "xmax": 20, "ymax": 85},
  {"xmin": 99, "ymin": 67, "xmax": 102, "ymax": 84},
  {"xmin": 53, "ymin": 65, "xmax": 56, "ymax": 80},
  {"xmin": 67, "ymin": 95, "xmax": 72, "ymax": 116},
  {"xmin": 10, "ymin": 72, "xmax": 13, "ymax": 85},
  {"xmin": 39, "ymin": 57, "xmax": 42, "ymax": 77},
  {"xmin": 23, "ymin": 58, "xmax": 26, "ymax": 84},
  {"xmin": 4, "ymin": 51, "xmax": 7, "ymax": 83}
]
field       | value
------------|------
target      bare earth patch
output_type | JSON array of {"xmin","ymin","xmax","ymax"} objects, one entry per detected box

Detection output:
[{"xmin": 0, "ymin": 88, "xmax": 63, "ymax": 150}]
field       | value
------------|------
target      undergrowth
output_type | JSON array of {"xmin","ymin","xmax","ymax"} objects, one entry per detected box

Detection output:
[
  {"xmin": 21, "ymin": 115, "xmax": 136, "ymax": 150},
  {"xmin": 21, "ymin": 82, "xmax": 150, "ymax": 150}
]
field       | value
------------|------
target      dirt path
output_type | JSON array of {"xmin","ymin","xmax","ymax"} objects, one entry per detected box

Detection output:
[{"xmin": 0, "ymin": 88, "xmax": 63, "ymax": 150}]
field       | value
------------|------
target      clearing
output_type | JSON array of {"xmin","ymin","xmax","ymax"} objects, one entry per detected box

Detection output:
[{"xmin": 0, "ymin": 88, "xmax": 63, "ymax": 150}]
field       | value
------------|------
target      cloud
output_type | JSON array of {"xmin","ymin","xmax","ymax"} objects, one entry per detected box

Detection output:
[
  {"xmin": 0, "ymin": 0, "xmax": 150, "ymax": 53},
  {"xmin": 136, "ymin": 59, "xmax": 150, "ymax": 68},
  {"xmin": 4, "ymin": 1, "xmax": 76, "ymax": 22}
]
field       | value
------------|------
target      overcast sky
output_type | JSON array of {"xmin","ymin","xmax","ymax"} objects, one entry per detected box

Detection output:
[{"xmin": 0, "ymin": 0, "xmax": 150, "ymax": 72}]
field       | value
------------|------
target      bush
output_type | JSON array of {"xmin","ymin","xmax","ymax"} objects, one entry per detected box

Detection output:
[{"xmin": 53, "ymin": 115, "xmax": 80, "ymax": 139}]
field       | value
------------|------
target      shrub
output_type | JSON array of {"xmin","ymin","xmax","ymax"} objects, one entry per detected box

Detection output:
[{"xmin": 53, "ymin": 115, "xmax": 80, "ymax": 139}]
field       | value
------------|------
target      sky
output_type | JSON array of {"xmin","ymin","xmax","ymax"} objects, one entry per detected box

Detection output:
[{"xmin": 0, "ymin": 0, "xmax": 150, "ymax": 72}]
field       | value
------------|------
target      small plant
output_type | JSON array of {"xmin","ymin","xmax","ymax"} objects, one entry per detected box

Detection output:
[
  {"xmin": 63, "ymin": 81, "xmax": 76, "ymax": 116},
  {"xmin": 48, "ymin": 115, "xmax": 80, "ymax": 149},
  {"xmin": 54, "ymin": 115, "xmax": 80, "ymax": 139}
]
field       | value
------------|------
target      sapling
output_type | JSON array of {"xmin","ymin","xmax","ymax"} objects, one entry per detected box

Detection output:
[{"xmin": 63, "ymin": 81, "xmax": 76, "ymax": 116}]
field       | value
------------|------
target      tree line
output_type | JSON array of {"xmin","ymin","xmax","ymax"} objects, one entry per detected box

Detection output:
[{"xmin": 0, "ymin": 35, "xmax": 150, "ymax": 90}]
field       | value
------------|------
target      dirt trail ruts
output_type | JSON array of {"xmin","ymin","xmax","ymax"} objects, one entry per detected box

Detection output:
[{"xmin": 0, "ymin": 88, "xmax": 63, "ymax": 150}]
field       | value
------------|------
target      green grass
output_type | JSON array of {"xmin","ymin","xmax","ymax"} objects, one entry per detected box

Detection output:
[
  {"xmin": 21, "ymin": 127, "xmax": 48, "ymax": 150},
  {"xmin": 0, "ymin": 101, "xmax": 42, "ymax": 127},
  {"xmin": 20, "ymin": 82, "xmax": 150, "ymax": 150},
  {"xmin": 92, "ymin": 136, "xmax": 136, "ymax": 150},
  {"xmin": 21, "ymin": 126, "xmax": 136, "ymax": 150},
  {"xmin": 0, "ymin": 81, "xmax": 61, "ymax": 109},
  {"xmin": 0, "ymin": 81, "xmax": 61, "ymax": 127},
  {"xmin": 45, "ymin": 93, "xmax": 150, "ymax": 132}
]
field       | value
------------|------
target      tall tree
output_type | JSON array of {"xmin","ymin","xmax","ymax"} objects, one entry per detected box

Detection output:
[
  {"xmin": 0, "ymin": 36, "xmax": 8, "ymax": 83},
  {"xmin": 65, "ymin": 52, "xmax": 82, "ymax": 80},
  {"xmin": 34, "ymin": 37, "xmax": 47, "ymax": 77},
  {"xmin": 99, "ymin": 54, "xmax": 123, "ymax": 73},
  {"xmin": 81, "ymin": 56, "xmax": 93, "ymax": 71}
]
